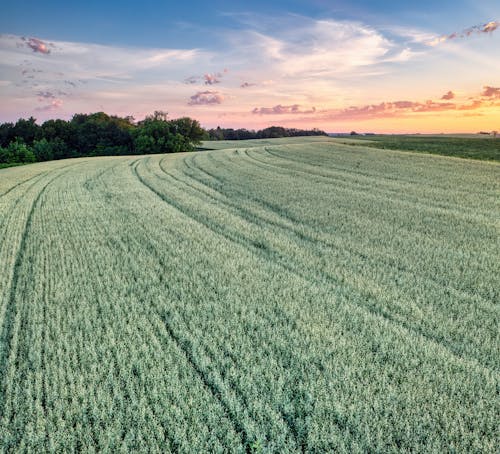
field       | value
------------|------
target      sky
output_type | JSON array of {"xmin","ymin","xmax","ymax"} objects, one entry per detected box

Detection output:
[{"xmin": 1, "ymin": 0, "xmax": 499, "ymax": 133}]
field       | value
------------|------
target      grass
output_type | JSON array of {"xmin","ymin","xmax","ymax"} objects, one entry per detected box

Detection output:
[
  {"xmin": 349, "ymin": 135, "xmax": 500, "ymax": 161},
  {"xmin": 0, "ymin": 139, "xmax": 499, "ymax": 452},
  {"xmin": 0, "ymin": 163, "xmax": 24, "ymax": 170}
]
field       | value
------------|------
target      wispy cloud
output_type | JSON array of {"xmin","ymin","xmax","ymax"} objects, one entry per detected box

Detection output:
[
  {"xmin": 428, "ymin": 20, "xmax": 499, "ymax": 46},
  {"xmin": 35, "ymin": 98, "xmax": 63, "ymax": 111},
  {"xmin": 252, "ymin": 104, "xmax": 316, "ymax": 115},
  {"xmin": 36, "ymin": 90, "xmax": 56, "ymax": 99},
  {"xmin": 188, "ymin": 91, "xmax": 224, "ymax": 105},
  {"xmin": 183, "ymin": 69, "xmax": 228, "ymax": 86},
  {"xmin": 458, "ymin": 100, "xmax": 484, "ymax": 110}
]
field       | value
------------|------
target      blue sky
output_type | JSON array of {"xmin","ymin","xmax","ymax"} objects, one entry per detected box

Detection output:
[
  {"xmin": 1, "ymin": 0, "xmax": 497, "ymax": 47},
  {"xmin": 1, "ymin": 0, "xmax": 499, "ymax": 132}
]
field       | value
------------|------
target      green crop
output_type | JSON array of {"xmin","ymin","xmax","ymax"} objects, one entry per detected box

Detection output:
[{"xmin": 1, "ymin": 138, "xmax": 498, "ymax": 452}]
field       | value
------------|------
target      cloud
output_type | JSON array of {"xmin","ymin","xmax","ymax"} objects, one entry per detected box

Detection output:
[
  {"xmin": 225, "ymin": 17, "xmax": 398, "ymax": 82},
  {"xmin": 21, "ymin": 37, "xmax": 52, "ymax": 54},
  {"xmin": 322, "ymin": 100, "xmax": 459, "ymax": 121},
  {"xmin": 482, "ymin": 86, "xmax": 500, "ymax": 98},
  {"xmin": 428, "ymin": 20, "xmax": 500, "ymax": 46},
  {"xmin": 35, "ymin": 99, "xmax": 63, "ymax": 111},
  {"xmin": 204, "ymin": 73, "xmax": 222, "ymax": 85},
  {"xmin": 241, "ymin": 82, "xmax": 256, "ymax": 88},
  {"xmin": 183, "ymin": 69, "xmax": 227, "ymax": 85},
  {"xmin": 36, "ymin": 90, "xmax": 56, "ymax": 99},
  {"xmin": 188, "ymin": 91, "xmax": 224, "ymax": 105},
  {"xmin": 441, "ymin": 91, "xmax": 455, "ymax": 100},
  {"xmin": 458, "ymin": 100, "xmax": 484, "ymax": 110},
  {"xmin": 252, "ymin": 104, "xmax": 316, "ymax": 115}
]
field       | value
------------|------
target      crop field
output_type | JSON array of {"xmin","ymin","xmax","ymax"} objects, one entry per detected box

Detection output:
[
  {"xmin": 337, "ymin": 135, "xmax": 500, "ymax": 162},
  {"xmin": 0, "ymin": 137, "xmax": 499, "ymax": 452}
]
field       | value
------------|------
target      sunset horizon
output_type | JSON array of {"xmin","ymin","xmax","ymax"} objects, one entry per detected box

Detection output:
[{"xmin": 1, "ymin": 1, "xmax": 500, "ymax": 133}]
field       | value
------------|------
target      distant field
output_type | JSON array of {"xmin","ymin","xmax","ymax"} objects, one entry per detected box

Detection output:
[
  {"xmin": 336, "ymin": 135, "xmax": 500, "ymax": 161},
  {"xmin": 1, "ymin": 138, "xmax": 499, "ymax": 451}
]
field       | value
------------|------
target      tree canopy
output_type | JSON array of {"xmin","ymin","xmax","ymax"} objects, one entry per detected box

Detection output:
[
  {"xmin": 0, "ymin": 111, "xmax": 327, "ymax": 166},
  {"xmin": 0, "ymin": 111, "xmax": 205, "ymax": 165}
]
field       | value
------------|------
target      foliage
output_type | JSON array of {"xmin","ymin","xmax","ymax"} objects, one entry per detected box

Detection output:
[
  {"xmin": 206, "ymin": 125, "xmax": 327, "ymax": 140},
  {"xmin": 0, "ymin": 111, "xmax": 205, "ymax": 165},
  {"xmin": 0, "ymin": 139, "xmax": 36, "ymax": 164},
  {"xmin": 0, "ymin": 138, "xmax": 498, "ymax": 451}
]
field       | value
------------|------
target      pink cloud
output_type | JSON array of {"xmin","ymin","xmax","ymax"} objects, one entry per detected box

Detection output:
[
  {"xmin": 482, "ymin": 86, "xmax": 500, "ymax": 98},
  {"xmin": 204, "ymin": 73, "xmax": 222, "ymax": 85},
  {"xmin": 323, "ymin": 100, "xmax": 458, "ymax": 121},
  {"xmin": 188, "ymin": 91, "xmax": 224, "ymax": 105},
  {"xmin": 428, "ymin": 20, "xmax": 500, "ymax": 46},
  {"xmin": 35, "ymin": 99, "xmax": 63, "ymax": 112},
  {"xmin": 252, "ymin": 104, "xmax": 317, "ymax": 115},
  {"xmin": 441, "ymin": 91, "xmax": 455, "ymax": 100},
  {"xmin": 22, "ymin": 37, "xmax": 52, "ymax": 54},
  {"xmin": 458, "ymin": 100, "xmax": 484, "ymax": 110}
]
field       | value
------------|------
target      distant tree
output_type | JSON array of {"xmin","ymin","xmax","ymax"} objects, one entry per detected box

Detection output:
[
  {"xmin": 207, "ymin": 125, "xmax": 327, "ymax": 141},
  {"xmin": 0, "ymin": 139, "xmax": 36, "ymax": 163},
  {"xmin": 12, "ymin": 117, "xmax": 39, "ymax": 145},
  {"xmin": 0, "ymin": 122, "xmax": 15, "ymax": 147},
  {"xmin": 170, "ymin": 117, "xmax": 206, "ymax": 147},
  {"xmin": 33, "ymin": 138, "xmax": 54, "ymax": 161}
]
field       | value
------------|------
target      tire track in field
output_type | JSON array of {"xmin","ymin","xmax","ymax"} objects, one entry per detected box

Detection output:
[
  {"xmin": 243, "ymin": 148, "xmax": 498, "ymax": 229},
  {"xmin": 160, "ymin": 315, "xmax": 255, "ymax": 453},
  {"xmin": 117, "ymin": 165, "xmax": 305, "ymax": 448},
  {"xmin": 185, "ymin": 156, "xmax": 499, "ymax": 342},
  {"xmin": 159, "ymin": 155, "xmax": 498, "ymax": 354},
  {"xmin": 261, "ymin": 146, "xmax": 500, "ymax": 220},
  {"xmin": 132, "ymin": 158, "xmax": 491, "ymax": 450},
  {"xmin": 72, "ymin": 160, "xmax": 178, "ymax": 452},
  {"xmin": 133, "ymin": 157, "xmax": 498, "ymax": 375},
  {"xmin": 0, "ymin": 170, "xmax": 51, "ymax": 199},
  {"xmin": 77, "ymin": 159, "xmax": 243, "ymax": 451},
  {"xmin": 0, "ymin": 162, "xmax": 87, "ymax": 425},
  {"xmin": 197, "ymin": 151, "xmax": 498, "ymax": 307},
  {"xmin": 131, "ymin": 159, "xmax": 305, "ymax": 451},
  {"xmin": 265, "ymin": 143, "xmax": 500, "ymax": 198},
  {"xmin": 26, "ymin": 159, "xmax": 170, "ymax": 450},
  {"xmin": 171, "ymin": 154, "xmax": 496, "ymax": 314},
  {"xmin": 0, "ymin": 172, "xmax": 52, "ymax": 237},
  {"xmin": 115, "ymin": 160, "xmax": 320, "ymax": 449}
]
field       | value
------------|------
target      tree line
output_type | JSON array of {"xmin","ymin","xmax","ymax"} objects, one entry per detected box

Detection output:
[
  {"xmin": 0, "ymin": 111, "xmax": 327, "ymax": 166},
  {"xmin": 0, "ymin": 111, "xmax": 205, "ymax": 165},
  {"xmin": 207, "ymin": 126, "xmax": 327, "ymax": 140}
]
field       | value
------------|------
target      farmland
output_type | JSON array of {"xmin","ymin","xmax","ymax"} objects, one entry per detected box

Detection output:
[
  {"xmin": 335, "ymin": 135, "xmax": 500, "ymax": 162},
  {"xmin": 0, "ymin": 137, "xmax": 499, "ymax": 452}
]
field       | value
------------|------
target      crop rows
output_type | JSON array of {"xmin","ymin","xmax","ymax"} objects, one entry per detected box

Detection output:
[{"xmin": 0, "ymin": 139, "xmax": 498, "ymax": 452}]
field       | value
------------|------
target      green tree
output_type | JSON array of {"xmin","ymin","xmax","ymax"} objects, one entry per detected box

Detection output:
[
  {"xmin": 4, "ymin": 139, "xmax": 36, "ymax": 163},
  {"xmin": 33, "ymin": 138, "xmax": 54, "ymax": 161},
  {"xmin": 12, "ymin": 117, "xmax": 40, "ymax": 145}
]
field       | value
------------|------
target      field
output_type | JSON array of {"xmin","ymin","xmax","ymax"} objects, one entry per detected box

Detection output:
[
  {"xmin": 0, "ymin": 137, "xmax": 499, "ymax": 452},
  {"xmin": 333, "ymin": 135, "xmax": 500, "ymax": 162}
]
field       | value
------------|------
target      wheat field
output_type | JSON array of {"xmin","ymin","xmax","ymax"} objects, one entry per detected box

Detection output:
[{"xmin": 0, "ymin": 137, "xmax": 499, "ymax": 452}]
